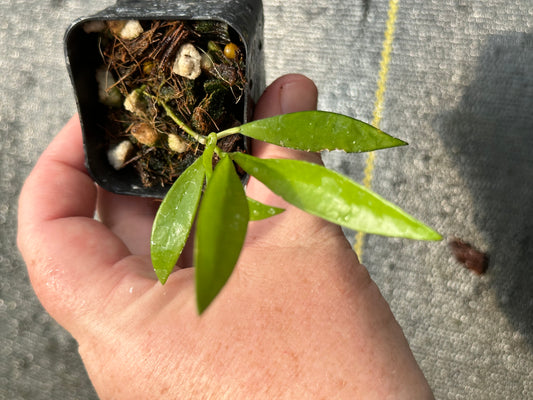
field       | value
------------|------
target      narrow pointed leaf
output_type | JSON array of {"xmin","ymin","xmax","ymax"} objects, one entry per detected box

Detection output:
[
  {"xmin": 232, "ymin": 153, "xmax": 441, "ymax": 241},
  {"xmin": 239, "ymin": 111, "xmax": 407, "ymax": 152},
  {"xmin": 151, "ymin": 157, "xmax": 205, "ymax": 284},
  {"xmin": 247, "ymin": 197, "xmax": 285, "ymax": 221},
  {"xmin": 195, "ymin": 156, "xmax": 249, "ymax": 314}
]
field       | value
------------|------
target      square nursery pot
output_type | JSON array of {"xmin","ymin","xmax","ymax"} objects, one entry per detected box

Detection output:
[{"xmin": 65, "ymin": 0, "xmax": 264, "ymax": 198}]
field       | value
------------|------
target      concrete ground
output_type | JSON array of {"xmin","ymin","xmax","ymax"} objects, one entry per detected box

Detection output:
[{"xmin": 1, "ymin": 0, "xmax": 531, "ymax": 398}]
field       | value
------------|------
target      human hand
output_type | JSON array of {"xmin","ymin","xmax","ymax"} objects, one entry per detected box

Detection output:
[{"xmin": 18, "ymin": 74, "xmax": 434, "ymax": 399}]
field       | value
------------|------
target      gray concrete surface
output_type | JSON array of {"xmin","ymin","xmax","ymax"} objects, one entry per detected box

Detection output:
[{"xmin": 1, "ymin": 0, "xmax": 531, "ymax": 398}]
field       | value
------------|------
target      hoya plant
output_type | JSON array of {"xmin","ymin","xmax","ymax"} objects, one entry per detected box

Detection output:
[
  {"xmin": 150, "ymin": 109, "xmax": 442, "ymax": 313},
  {"xmin": 64, "ymin": 15, "xmax": 439, "ymax": 314}
]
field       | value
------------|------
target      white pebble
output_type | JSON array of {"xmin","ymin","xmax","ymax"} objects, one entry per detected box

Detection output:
[
  {"xmin": 107, "ymin": 140, "xmax": 133, "ymax": 170},
  {"xmin": 83, "ymin": 20, "xmax": 106, "ymax": 34},
  {"xmin": 124, "ymin": 89, "xmax": 146, "ymax": 116},
  {"xmin": 172, "ymin": 43, "xmax": 202, "ymax": 80},
  {"xmin": 168, "ymin": 134, "xmax": 188, "ymax": 153},
  {"xmin": 96, "ymin": 67, "xmax": 122, "ymax": 107},
  {"xmin": 120, "ymin": 20, "xmax": 144, "ymax": 40}
]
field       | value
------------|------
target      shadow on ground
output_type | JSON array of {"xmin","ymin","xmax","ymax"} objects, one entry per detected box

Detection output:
[{"xmin": 439, "ymin": 32, "xmax": 533, "ymax": 345}]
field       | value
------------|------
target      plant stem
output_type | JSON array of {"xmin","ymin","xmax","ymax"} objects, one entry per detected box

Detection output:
[
  {"xmin": 216, "ymin": 126, "xmax": 241, "ymax": 140},
  {"xmin": 203, "ymin": 133, "xmax": 218, "ymax": 182},
  {"xmin": 144, "ymin": 91, "xmax": 242, "ymax": 145},
  {"xmin": 159, "ymin": 101, "xmax": 207, "ymax": 144},
  {"xmin": 144, "ymin": 90, "xmax": 206, "ymax": 145}
]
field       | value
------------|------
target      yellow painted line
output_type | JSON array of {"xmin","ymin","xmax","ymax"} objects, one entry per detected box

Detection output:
[{"xmin": 354, "ymin": 0, "xmax": 400, "ymax": 260}]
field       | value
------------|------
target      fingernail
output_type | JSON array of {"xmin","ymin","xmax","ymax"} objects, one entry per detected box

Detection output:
[{"xmin": 280, "ymin": 76, "xmax": 318, "ymax": 114}]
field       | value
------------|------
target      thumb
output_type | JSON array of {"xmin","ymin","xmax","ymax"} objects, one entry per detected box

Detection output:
[
  {"xmin": 251, "ymin": 74, "xmax": 320, "ymax": 163},
  {"xmin": 245, "ymin": 74, "xmax": 329, "ymax": 226}
]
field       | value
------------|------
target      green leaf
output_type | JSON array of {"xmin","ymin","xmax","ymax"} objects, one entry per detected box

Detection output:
[
  {"xmin": 194, "ymin": 156, "xmax": 249, "ymax": 313},
  {"xmin": 247, "ymin": 197, "xmax": 285, "ymax": 221},
  {"xmin": 150, "ymin": 157, "xmax": 205, "ymax": 284},
  {"xmin": 232, "ymin": 153, "xmax": 441, "ymax": 241},
  {"xmin": 239, "ymin": 111, "xmax": 407, "ymax": 152}
]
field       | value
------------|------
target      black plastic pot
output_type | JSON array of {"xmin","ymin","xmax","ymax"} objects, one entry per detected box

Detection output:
[{"xmin": 64, "ymin": 0, "xmax": 264, "ymax": 198}]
